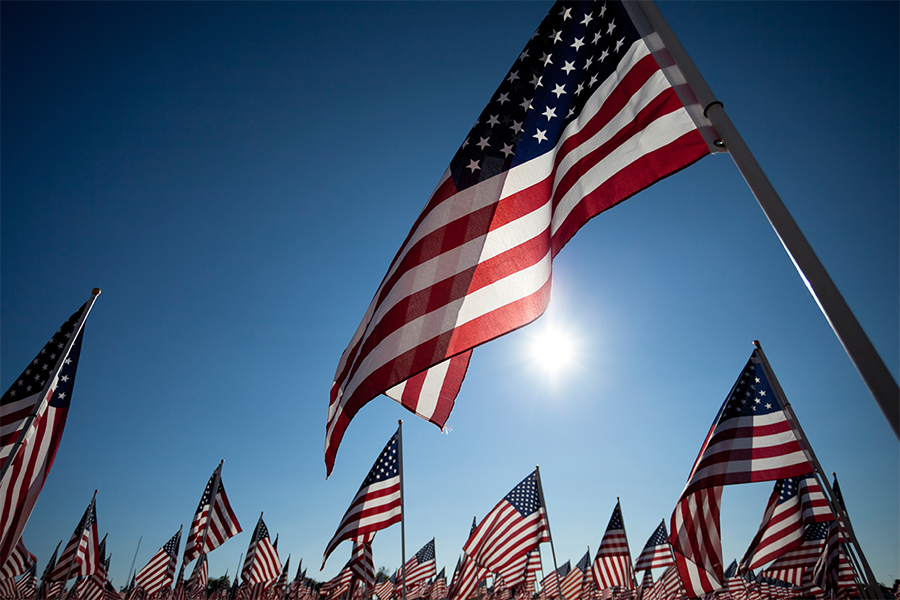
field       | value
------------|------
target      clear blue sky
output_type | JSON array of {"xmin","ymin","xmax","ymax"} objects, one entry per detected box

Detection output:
[{"xmin": 2, "ymin": 0, "xmax": 897, "ymax": 592}]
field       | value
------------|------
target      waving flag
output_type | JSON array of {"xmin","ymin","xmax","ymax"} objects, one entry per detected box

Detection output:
[
  {"xmin": 242, "ymin": 515, "xmax": 282, "ymax": 586},
  {"xmin": 134, "ymin": 528, "xmax": 182, "ymax": 597},
  {"xmin": 592, "ymin": 502, "xmax": 633, "ymax": 591},
  {"xmin": 669, "ymin": 349, "xmax": 814, "ymax": 597},
  {"xmin": 183, "ymin": 462, "xmax": 242, "ymax": 565},
  {"xmin": 322, "ymin": 428, "xmax": 402, "ymax": 569},
  {"xmin": 559, "ymin": 550, "xmax": 589, "ymax": 600},
  {"xmin": 404, "ymin": 539, "xmax": 437, "ymax": 588},
  {"xmin": 632, "ymin": 521, "xmax": 674, "ymax": 572},
  {"xmin": 49, "ymin": 494, "xmax": 100, "ymax": 581},
  {"xmin": 760, "ymin": 519, "xmax": 831, "ymax": 586},
  {"xmin": 0, "ymin": 292, "xmax": 98, "ymax": 566},
  {"xmin": 324, "ymin": 0, "xmax": 717, "ymax": 474},
  {"xmin": 540, "ymin": 561, "xmax": 570, "ymax": 599},
  {"xmin": 0, "ymin": 536, "xmax": 35, "ymax": 580}
]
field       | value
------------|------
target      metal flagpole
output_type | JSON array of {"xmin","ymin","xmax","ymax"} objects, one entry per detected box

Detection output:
[
  {"xmin": 623, "ymin": 0, "xmax": 899, "ymax": 440},
  {"xmin": 126, "ymin": 535, "xmax": 142, "ymax": 588},
  {"xmin": 0, "ymin": 289, "xmax": 101, "ymax": 484},
  {"xmin": 397, "ymin": 421, "xmax": 407, "ymax": 600},
  {"xmin": 752, "ymin": 341, "xmax": 883, "ymax": 599},
  {"xmin": 534, "ymin": 466, "xmax": 564, "ymax": 600}
]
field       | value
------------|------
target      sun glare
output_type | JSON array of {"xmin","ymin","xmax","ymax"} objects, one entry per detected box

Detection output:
[{"xmin": 527, "ymin": 320, "xmax": 581, "ymax": 381}]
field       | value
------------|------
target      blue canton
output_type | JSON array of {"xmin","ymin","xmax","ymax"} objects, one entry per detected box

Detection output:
[
  {"xmin": 720, "ymin": 352, "xmax": 781, "ymax": 420},
  {"xmin": 504, "ymin": 472, "xmax": 543, "ymax": 517},
  {"xmin": 360, "ymin": 432, "xmax": 399, "ymax": 488}
]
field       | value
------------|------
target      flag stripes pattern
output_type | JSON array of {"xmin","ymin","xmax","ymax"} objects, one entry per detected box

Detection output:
[
  {"xmin": 559, "ymin": 550, "xmax": 589, "ymax": 600},
  {"xmin": 669, "ymin": 486, "xmax": 722, "ymax": 596},
  {"xmin": 349, "ymin": 537, "xmax": 374, "ymax": 588},
  {"xmin": 323, "ymin": 429, "xmax": 401, "ymax": 567},
  {"xmin": 592, "ymin": 503, "xmax": 632, "ymax": 591},
  {"xmin": 242, "ymin": 516, "xmax": 281, "ymax": 586},
  {"xmin": 133, "ymin": 528, "xmax": 181, "ymax": 597},
  {"xmin": 0, "ymin": 536, "xmax": 35, "ymax": 579},
  {"xmin": 812, "ymin": 521, "xmax": 841, "ymax": 597},
  {"xmin": 49, "ymin": 495, "xmax": 99, "ymax": 581},
  {"xmin": 540, "ymin": 561, "xmax": 569, "ymax": 599},
  {"xmin": 323, "ymin": 0, "xmax": 711, "ymax": 474},
  {"xmin": 183, "ymin": 465, "xmax": 242, "ymax": 566},
  {"xmin": 404, "ymin": 539, "xmax": 437, "ymax": 588},
  {"xmin": 760, "ymin": 522, "xmax": 830, "ymax": 586},
  {"xmin": 632, "ymin": 521, "xmax": 673, "ymax": 572}
]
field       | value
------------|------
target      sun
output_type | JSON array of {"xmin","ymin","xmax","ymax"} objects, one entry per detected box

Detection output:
[{"xmin": 526, "ymin": 318, "xmax": 581, "ymax": 381}]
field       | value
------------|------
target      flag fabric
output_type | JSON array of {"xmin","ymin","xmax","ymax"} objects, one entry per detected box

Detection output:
[
  {"xmin": 463, "ymin": 471, "xmax": 549, "ymax": 578},
  {"xmin": 540, "ymin": 561, "xmax": 570, "ymax": 599},
  {"xmin": 171, "ymin": 564, "xmax": 186, "ymax": 600},
  {"xmin": 431, "ymin": 568, "xmax": 448, "ymax": 600},
  {"xmin": 16, "ymin": 561, "xmax": 38, "ymax": 600},
  {"xmin": 522, "ymin": 550, "xmax": 542, "ymax": 598},
  {"xmin": 0, "ymin": 535, "xmax": 35, "ymax": 580},
  {"xmin": 349, "ymin": 537, "xmax": 374, "ymax": 588},
  {"xmin": 272, "ymin": 557, "xmax": 290, "ymax": 600},
  {"xmin": 81, "ymin": 534, "xmax": 109, "ymax": 600},
  {"xmin": 134, "ymin": 528, "xmax": 182, "ymax": 597},
  {"xmin": 634, "ymin": 571, "xmax": 652, "ymax": 600},
  {"xmin": 811, "ymin": 521, "xmax": 841, "ymax": 599},
  {"xmin": 739, "ymin": 474, "xmax": 834, "ymax": 572},
  {"xmin": 0, "ymin": 297, "xmax": 96, "ymax": 566},
  {"xmin": 375, "ymin": 571, "xmax": 397, "ymax": 600},
  {"xmin": 241, "ymin": 515, "xmax": 282, "ymax": 586},
  {"xmin": 323, "ymin": 0, "xmax": 716, "ymax": 475},
  {"xmin": 404, "ymin": 539, "xmax": 437, "ymax": 588},
  {"xmin": 323, "ymin": 428, "xmax": 401, "ymax": 567},
  {"xmin": 559, "ymin": 550, "xmax": 589, "ymax": 600},
  {"xmin": 632, "ymin": 521, "xmax": 674, "ymax": 572},
  {"xmin": 669, "ymin": 350, "xmax": 815, "ymax": 597},
  {"xmin": 760, "ymin": 522, "xmax": 831, "ymax": 586},
  {"xmin": 183, "ymin": 463, "xmax": 242, "ymax": 565},
  {"xmin": 188, "ymin": 555, "xmax": 208, "ymax": 600},
  {"xmin": 49, "ymin": 495, "xmax": 100, "ymax": 581},
  {"xmin": 592, "ymin": 502, "xmax": 633, "ymax": 591}
]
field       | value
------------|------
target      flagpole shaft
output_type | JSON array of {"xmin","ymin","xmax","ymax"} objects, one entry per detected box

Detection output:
[
  {"xmin": 752, "ymin": 342, "xmax": 883, "ymax": 599},
  {"xmin": 398, "ymin": 421, "xmax": 407, "ymax": 600},
  {"xmin": 634, "ymin": 0, "xmax": 899, "ymax": 440},
  {"xmin": 533, "ymin": 467, "xmax": 563, "ymax": 600},
  {"xmin": 126, "ymin": 536, "xmax": 142, "ymax": 589}
]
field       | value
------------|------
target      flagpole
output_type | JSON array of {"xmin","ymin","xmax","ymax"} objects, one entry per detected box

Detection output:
[
  {"xmin": 830, "ymin": 472, "xmax": 868, "ymax": 596},
  {"xmin": 126, "ymin": 535, "xmax": 142, "ymax": 589},
  {"xmin": 0, "ymin": 289, "xmax": 101, "ymax": 484},
  {"xmin": 192, "ymin": 460, "xmax": 224, "ymax": 598},
  {"xmin": 397, "ymin": 421, "xmax": 407, "ymax": 600},
  {"xmin": 624, "ymin": 0, "xmax": 899, "ymax": 440},
  {"xmin": 616, "ymin": 499, "xmax": 637, "ymax": 590},
  {"xmin": 533, "ymin": 466, "xmax": 563, "ymax": 600},
  {"xmin": 752, "ymin": 341, "xmax": 883, "ymax": 599},
  {"xmin": 58, "ymin": 490, "xmax": 97, "ymax": 600}
]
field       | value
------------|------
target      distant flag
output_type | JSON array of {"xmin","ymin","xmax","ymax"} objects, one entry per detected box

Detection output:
[
  {"xmin": 82, "ymin": 534, "xmax": 109, "ymax": 600},
  {"xmin": 539, "ymin": 561, "xmax": 569, "ymax": 599},
  {"xmin": 522, "ymin": 550, "xmax": 542, "ymax": 598},
  {"xmin": 323, "ymin": 0, "xmax": 719, "ymax": 475},
  {"xmin": 669, "ymin": 349, "xmax": 815, "ymax": 597},
  {"xmin": 36, "ymin": 540, "xmax": 60, "ymax": 599},
  {"xmin": 592, "ymin": 502, "xmax": 633, "ymax": 591},
  {"xmin": 634, "ymin": 571, "xmax": 652, "ymax": 600},
  {"xmin": 17, "ymin": 561, "xmax": 38, "ymax": 600},
  {"xmin": 559, "ymin": 550, "xmax": 589, "ymax": 600},
  {"xmin": 171, "ymin": 564, "xmax": 186, "ymax": 600},
  {"xmin": 430, "ymin": 567, "xmax": 447, "ymax": 600},
  {"xmin": 241, "ymin": 515, "xmax": 282, "ymax": 586},
  {"xmin": 133, "ymin": 527, "xmax": 182, "ymax": 597},
  {"xmin": 404, "ymin": 539, "xmax": 436, "ymax": 588},
  {"xmin": 183, "ymin": 462, "xmax": 242, "ymax": 566},
  {"xmin": 322, "ymin": 427, "xmax": 401, "ymax": 568},
  {"xmin": 49, "ymin": 493, "xmax": 100, "ymax": 581},
  {"xmin": 0, "ymin": 292, "xmax": 99, "ymax": 566},
  {"xmin": 0, "ymin": 535, "xmax": 36, "ymax": 580},
  {"xmin": 187, "ymin": 555, "xmax": 208, "ymax": 600},
  {"xmin": 463, "ymin": 471, "xmax": 549, "ymax": 578},
  {"xmin": 272, "ymin": 557, "xmax": 290, "ymax": 600},
  {"xmin": 632, "ymin": 521, "xmax": 674, "ymax": 572},
  {"xmin": 812, "ymin": 521, "xmax": 841, "ymax": 599},
  {"xmin": 374, "ymin": 571, "xmax": 396, "ymax": 600},
  {"xmin": 760, "ymin": 522, "xmax": 831, "ymax": 586}
]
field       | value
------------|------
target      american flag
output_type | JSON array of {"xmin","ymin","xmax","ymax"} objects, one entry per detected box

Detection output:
[
  {"xmin": 0, "ymin": 535, "xmax": 35, "ymax": 579},
  {"xmin": 811, "ymin": 521, "xmax": 841, "ymax": 599},
  {"xmin": 522, "ymin": 550, "xmax": 542, "ymax": 598},
  {"xmin": 669, "ymin": 350, "xmax": 814, "ymax": 597},
  {"xmin": 404, "ymin": 539, "xmax": 437, "ymax": 588},
  {"xmin": 740, "ymin": 474, "xmax": 834, "ymax": 572},
  {"xmin": 349, "ymin": 536, "xmax": 374, "ymax": 588},
  {"xmin": 0, "ymin": 294, "xmax": 97, "ymax": 567},
  {"xmin": 632, "ymin": 521, "xmax": 673, "ymax": 572},
  {"xmin": 323, "ymin": 0, "xmax": 715, "ymax": 475},
  {"xmin": 241, "ymin": 515, "xmax": 282, "ymax": 586},
  {"xmin": 374, "ymin": 570, "xmax": 396, "ymax": 600},
  {"xmin": 321, "ymin": 564, "xmax": 354, "ymax": 599},
  {"xmin": 16, "ymin": 561, "xmax": 38, "ymax": 600},
  {"xmin": 49, "ymin": 494, "xmax": 100, "ymax": 581},
  {"xmin": 430, "ymin": 567, "xmax": 448, "ymax": 600},
  {"xmin": 448, "ymin": 553, "xmax": 488, "ymax": 600},
  {"xmin": 133, "ymin": 528, "xmax": 182, "ymax": 597},
  {"xmin": 634, "ymin": 571, "xmax": 652, "ymax": 600},
  {"xmin": 171, "ymin": 564, "xmax": 186, "ymax": 600},
  {"xmin": 323, "ymin": 429, "xmax": 401, "ymax": 569},
  {"xmin": 540, "ymin": 561, "xmax": 569, "ymax": 599},
  {"xmin": 592, "ymin": 502, "xmax": 633, "ymax": 591},
  {"xmin": 760, "ymin": 522, "xmax": 830, "ymax": 586},
  {"xmin": 183, "ymin": 463, "xmax": 242, "ymax": 566},
  {"xmin": 463, "ymin": 471, "xmax": 549, "ymax": 579},
  {"xmin": 82, "ymin": 534, "xmax": 110, "ymax": 600},
  {"xmin": 187, "ymin": 555, "xmax": 208, "ymax": 600},
  {"xmin": 559, "ymin": 550, "xmax": 589, "ymax": 600},
  {"xmin": 271, "ymin": 557, "xmax": 290, "ymax": 600}
]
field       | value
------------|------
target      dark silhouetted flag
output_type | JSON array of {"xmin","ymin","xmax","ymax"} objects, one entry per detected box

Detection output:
[
  {"xmin": 49, "ymin": 494, "xmax": 100, "ymax": 581},
  {"xmin": 134, "ymin": 528, "xmax": 182, "ymax": 597},
  {"xmin": 183, "ymin": 463, "xmax": 242, "ymax": 565},
  {"xmin": 17, "ymin": 561, "xmax": 38, "ymax": 599},
  {"xmin": 323, "ymin": 428, "xmax": 401, "ymax": 567},
  {"xmin": 592, "ymin": 502, "xmax": 632, "ymax": 591},
  {"xmin": 632, "ymin": 521, "xmax": 673, "ymax": 572},
  {"xmin": 324, "ymin": 0, "xmax": 716, "ymax": 475}
]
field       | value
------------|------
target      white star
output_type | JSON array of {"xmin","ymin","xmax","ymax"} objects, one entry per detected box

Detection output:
[
  {"xmin": 581, "ymin": 12, "xmax": 593, "ymax": 26},
  {"xmin": 589, "ymin": 74, "xmax": 598, "ymax": 87},
  {"xmin": 566, "ymin": 107, "xmax": 576, "ymax": 119},
  {"xmin": 571, "ymin": 37, "xmax": 585, "ymax": 51},
  {"xmin": 585, "ymin": 57, "xmax": 593, "ymax": 69},
  {"xmin": 477, "ymin": 137, "xmax": 491, "ymax": 150},
  {"xmin": 759, "ymin": 390, "xmax": 766, "ymax": 396},
  {"xmin": 562, "ymin": 60, "xmax": 576, "ymax": 74},
  {"xmin": 754, "ymin": 398, "xmax": 761, "ymax": 404},
  {"xmin": 497, "ymin": 92, "xmax": 509, "ymax": 105},
  {"xmin": 507, "ymin": 70, "xmax": 519, "ymax": 83},
  {"xmin": 765, "ymin": 403, "xmax": 772, "ymax": 409},
  {"xmin": 592, "ymin": 31, "xmax": 602, "ymax": 45},
  {"xmin": 542, "ymin": 106, "xmax": 557, "ymax": 120},
  {"xmin": 615, "ymin": 37, "xmax": 624, "ymax": 52},
  {"xmin": 560, "ymin": 7, "xmax": 572, "ymax": 20},
  {"xmin": 486, "ymin": 115, "xmax": 500, "ymax": 127},
  {"xmin": 534, "ymin": 129, "xmax": 548, "ymax": 143},
  {"xmin": 61, "ymin": 375, "xmax": 69, "ymax": 382},
  {"xmin": 575, "ymin": 83, "xmax": 584, "ymax": 96},
  {"xmin": 542, "ymin": 52, "xmax": 553, "ymax": 66},
  {"xmin": 600, "ymin": 3, "xmax": 607, "ymax": 17},
  {"xmin": 518, "ymin": 49, "xmax": 530, "ymax": 62},
  {"xmin": 549, "ymin": 30, "xmax": 562, "ymax": 44},
  {"xmin": 467, "ymin": 159, "xmax": 481, "ymax": 173},
  {"xmin": 531, "ymin": 74, "xmax": 543, "ymax": 88},
  {"xmin": 607, "ymin": 20, "xmax": 616, "ymax": 35},
  {"xmin": 57, "ymin": 392, "xmax": 66, "ymax": 400},
  {"xmin": 551, "ymin": 84, "xmax": 566, "ymax": 98},
  {"xmin": 520, "ymin": 97, "xmax": 533, "ymax": 111},
  {"xmin": 500, "ymin": 143, "xmax": 515, "ymax": 157},
  {"xmin": 599, "ymin": 49, "xmax": 609, "ymax": 62},
  {"xmin": 755, "ymin": 377, "xmax": 761, "ymax": 383},
  {"xmin": 511, "ymin": 120, "xmax": 524, "ymax": 134}
]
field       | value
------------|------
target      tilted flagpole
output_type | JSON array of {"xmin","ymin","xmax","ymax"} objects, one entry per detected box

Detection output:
[
  {"xmin": 752, "ymin": 341, "xmax": 882, "ymax": 599},
  {"xmin": 397, "ymin": 420, "xmax": 407, "ymax": 600},
  {"xmin": 126, "ymin": 536, "xmax": 141, "ymax": 588},
  {"xmin": 533, "ymin": 466, "xmax": 564, "ymax": 600},
  {"xmin": 623, "ymin": 0, "xmax": 899, "ymax": 440}
]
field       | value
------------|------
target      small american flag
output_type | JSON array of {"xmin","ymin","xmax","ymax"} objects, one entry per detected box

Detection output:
[
  {"xmin": 811, "ymin": 521, "xmax": 841, "ymax": 598},
  {"xmin": 539, "ymin": 561, "xmax": 569, "ymax": 599},
  {"xmin": 49, "ymin": 494, "xmax": 100, "ymax": 581},
  {"xmin": 760, "ymin": 522, "xmax": 830, "ymax": 586},
  {"xmin": 0, "ymin": 535, "xmax": 35, "ymax": 579},
  {"xmin": 241, "ymin": 515, "xmax": 281, "ymax": 586},
  {"xmin": 183, "ymin": 463, "xmax": 242, "ymax": 566},
  {"xmin": 404, "ymin": 539, "xmax": 437, "ymax": 588},
  {"xmin": 559, "ymin": 550, "xmax": 589, "ymax": 600},
  {"xmin": 632, "ymin": 521, "xmax": 673, "ymax": 572},
  {"xmin": 16, "ymin": 561, "xmax": 37, "ymax": 599},
  {"xmin": 591, "ymin": 502, "xmax": 632, "ymax": 591},
  {"xmin": 323, "ymin": 427, "xmax": 401, "ymax": 568},
  {"xmin": 430, "ymin": 568, "xmax": 447, "ymax": 600},
  {"xmin": 133, "ymin": 528, "xmax": 182, "ymax": 597}
]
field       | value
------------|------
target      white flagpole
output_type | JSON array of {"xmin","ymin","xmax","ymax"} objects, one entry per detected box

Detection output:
[
  {"xmin": 624, "ymin": 0, "xmax": 899, "ymax": 440},
  {"xmin": 398, "ymin": 421, "xmax": 407, "ymax": 600}
]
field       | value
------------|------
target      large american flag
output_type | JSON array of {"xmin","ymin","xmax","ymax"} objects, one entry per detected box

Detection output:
[
  {"xmin": 592, "ymin": 502, "xmax": 632, "ymax": 591},
  {"xmin": 241, "ymin": 515, "xmax": 282, "ymax": 586},
  {"xmin": 324, "ymin": 0, "xmax": 715, "ymax": 474},
  {"xmin": 322, "ymin": 428, "xmax": 401, "ymax": 568},
  {"xmin": 632, "ymin": 521, "xmax": 673, "ymax": 572},
  {"xmin": 463, "ymin": 471, "xmax": 549, "ymax": 579},
  {"xmin": 183, "ymin": 463, "xmax": 242, "ymax": 566},
  {"xmin": 669, "ymin": 350, "xmax": 814, "ymax": 597},
  {"xmin": 133, "ymin": 528, "xmax": 182, "ymax": 597},
  {"xmin": 49, "ymin": 494, "xmax": 100, "ymax": 581},
  {"xmin": 404, "ymin": 539, "xmax": 437, "ymax": 589},
  {"xmin": 0, "ymin": 295, "xmax": 97, "ymax": 567}
]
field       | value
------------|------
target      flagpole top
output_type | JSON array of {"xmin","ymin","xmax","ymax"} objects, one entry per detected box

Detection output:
[
  {"xmin": 92, "ymin": 288, "xmax": 101, "ymax": 296},
  {"xmin": 752, "ymin": 340, "xmax": 761, "ymax": 348}
]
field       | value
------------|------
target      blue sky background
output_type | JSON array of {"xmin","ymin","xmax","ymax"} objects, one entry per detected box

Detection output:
[{"xmin": 2, "ymin": 0, "xmax": 897, "ymax": 592}]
